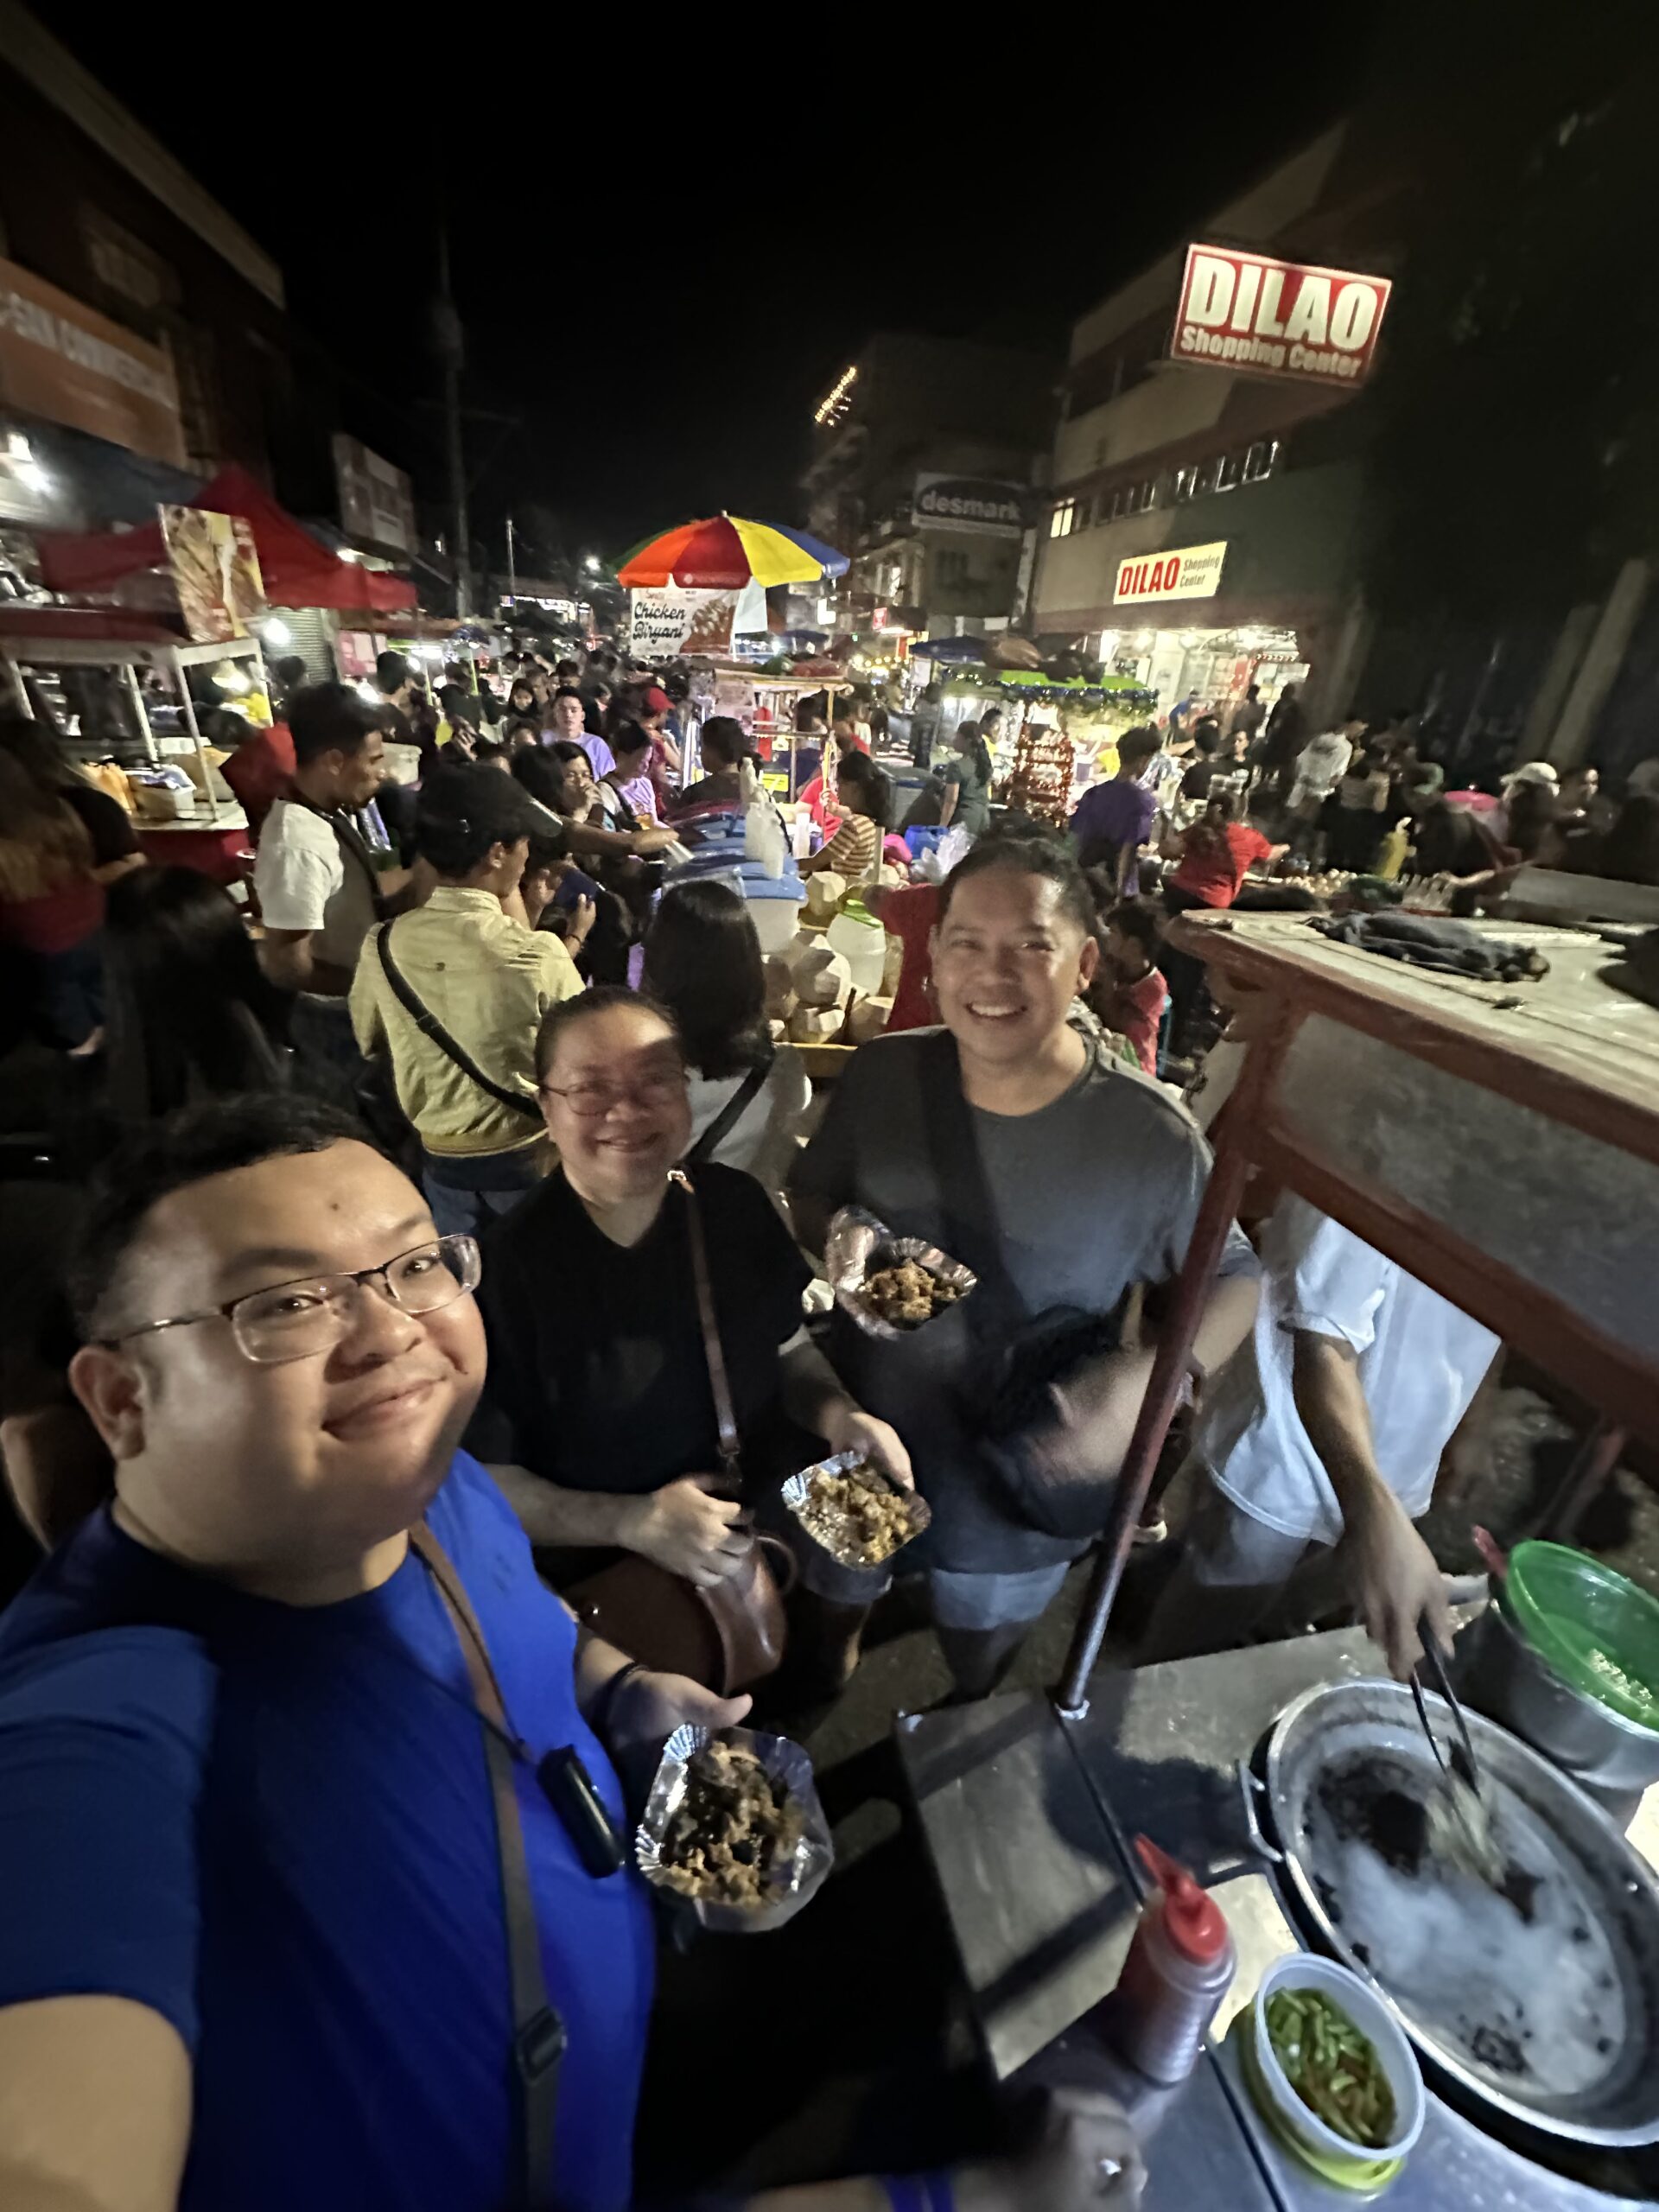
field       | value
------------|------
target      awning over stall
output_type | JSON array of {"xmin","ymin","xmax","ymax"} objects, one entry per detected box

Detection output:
[{"xmin": 34, "ymin": 464, "xmax": 417, "ymax": 614}]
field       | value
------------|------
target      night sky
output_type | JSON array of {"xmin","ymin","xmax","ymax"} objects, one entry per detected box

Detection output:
[{"xmin": 31, "ymin": 11, "xmax": 1370, "ymax": 562}]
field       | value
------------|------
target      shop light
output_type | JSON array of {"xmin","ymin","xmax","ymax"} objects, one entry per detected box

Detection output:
[
  {"xmin": 262, "ymin": 617, "xmax": 293, "ymax": 646},
  {"xmin": 417, "ymin": 642, "xmax": 445, "ymax": 664},
  {"xmin": 16, "ymin": 459, "xmax": 50, "ymax": 496},
  {"xmin": 585, "ymin": 554, "xmax": 601, "ymax": 573},
  {"xmin": 338, "ymin": 547, "xmax": 364, "ymax": 563}
]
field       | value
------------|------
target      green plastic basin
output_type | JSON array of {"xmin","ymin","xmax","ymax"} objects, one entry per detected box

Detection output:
[{"xmin": 1501, "ymin": 1541, "xmax": 1659, "ymax": 1732}]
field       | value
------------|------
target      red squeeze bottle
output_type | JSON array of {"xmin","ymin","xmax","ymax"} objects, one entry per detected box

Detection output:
[{"xmin": 1110, "ymin": 1835, "xmax": 1236, "ymax": 2085}]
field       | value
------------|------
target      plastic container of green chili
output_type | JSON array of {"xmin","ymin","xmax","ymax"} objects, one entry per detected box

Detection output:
[{"xmin": 1251, "ymin": 1955, "xmax": 1426, "ymax": 2176}]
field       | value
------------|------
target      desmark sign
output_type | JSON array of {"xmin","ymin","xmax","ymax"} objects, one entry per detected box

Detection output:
[
  {"xmin": 1171, "ymin": 245, "xmax": 1391, "ymax": 388},
  {"xmin": 912, "ymin": 472, "xmax": 1027, "ymax": 538},
  {"xmin": 1113, "ymin": 539, "xmax": 1227, "ymax": 607}
]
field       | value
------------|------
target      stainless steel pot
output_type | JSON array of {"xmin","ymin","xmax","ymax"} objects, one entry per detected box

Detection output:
[
  {"xmin": 1243, "ymin": 1676, "xmax": 1659, "ymax": 2149},
  {"xmin": 1464, "ymin": 1602, "xmax": 1659, "ymax": 1803}
]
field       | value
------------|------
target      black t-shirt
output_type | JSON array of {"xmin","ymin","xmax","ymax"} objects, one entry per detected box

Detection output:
[
  {"xmin": 64, "ymin": 785, "xmax": 139, "ymax": 866},
  {"xmin": 676, "ymin": 768, "xmax": 744, "ymax": 810},
  {"xmin": 465, "ymin": 1164, "xmax": 813, "ymax": 1499}
]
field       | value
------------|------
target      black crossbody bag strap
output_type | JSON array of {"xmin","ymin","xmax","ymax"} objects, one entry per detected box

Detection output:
[
  {"xmin": 667, "ymin": 1167, "xmax": 742, "ymax": 1482},
  {"xmin": 409, "ymin": 1525, "xmax": 563, "ymax": 2209},
  {"xmin": 686, "ymin": 1047, "xmax": 774, "ymax": 1167},
  {"xmin": 284, "ymin": 790, "xmax": 388, "ymax": 920},
  {"xmin": 376, "ymin": 923, "xmax": 543, "ymax": 1122}
]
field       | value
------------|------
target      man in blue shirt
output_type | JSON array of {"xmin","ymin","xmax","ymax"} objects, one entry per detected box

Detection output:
[
  {"xmin": 0, "ymin": 1097, "xmax": 1145, "ymax": 2212},
  {"xmin": 0, "ymin": 1096, "xmax": 746, "ymax": 2212}
]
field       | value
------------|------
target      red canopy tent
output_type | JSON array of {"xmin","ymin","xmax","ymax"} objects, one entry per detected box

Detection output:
[{"xmin": 35, "ymin": 464, "xmax": 416, "ymax": 615}]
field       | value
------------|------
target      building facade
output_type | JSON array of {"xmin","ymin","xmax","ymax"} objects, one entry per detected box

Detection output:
[
  {"xmin": 1029, "ymin": 129, "xmax": 1409, "ymax": 728},
  {"xmin": 802, "ymin": 332, "xmax": 1054, "ymax": 646},
  {"xmin": 0, "ymin": 0, "xmax": 298, "ymax": 544}
]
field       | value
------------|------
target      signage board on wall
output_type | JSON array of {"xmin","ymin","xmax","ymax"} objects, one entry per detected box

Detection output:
[
  {"xmin": 1113, "ymin": 539, "xmax": 1228, "ymax": 607},
  {"xmin": 334, "ymin": 435, "xmax": 416, "ymax": 555},
  {"xmin": 1170, "ymin": 245, "xmax": 1391, "ymax": 388},
  {"xmin": 912, "ymin": 473, "xmax": 1027, "ymax": 538},
  {"xmin": 0, "ymin": 256, "xmax": 186, "ymax": 467}
]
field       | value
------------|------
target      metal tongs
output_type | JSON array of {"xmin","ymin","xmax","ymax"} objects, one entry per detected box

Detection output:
[{"xmin": 1411, "ymin": 1615, "xmax": 1505, "ymax": 1886}]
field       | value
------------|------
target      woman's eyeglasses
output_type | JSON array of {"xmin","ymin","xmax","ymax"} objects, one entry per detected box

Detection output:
[
  {"xmin": 538, "ymin": 1071, "xmax": 687, "ymax": 1119},
  {"xmin": 99, "ymin": 1236, "xmax": 481, "ymax": 1367}
]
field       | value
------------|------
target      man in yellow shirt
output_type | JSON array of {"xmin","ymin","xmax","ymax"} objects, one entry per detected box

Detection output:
[{"xmin": 352, "ymin": 763, "xmax": 582, "ymax": 1236}]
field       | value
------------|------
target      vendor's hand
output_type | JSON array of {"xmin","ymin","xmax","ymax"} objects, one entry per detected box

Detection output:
[
  {"xmin": 819, "ymin": 1403, "xmax": 914, "ymax": 1491},
  {"xmin": 957, "ymin": 2088, "xmax": 1147, "ymax": 2212},
  {"xmin": 602, "ymin": 1665, "xmax": 752, "ymax": 1791},
  {"xmin": 632, "ymin": 824, "xmax": 677, "ymax": 855},
  {"xmin": 1336, "ymin": 1486, "xmax": 1451, "ymax": 1680},
  {"xmin": 623, "ymin": 1476, "xmax": 753, "ymax": 1587}
]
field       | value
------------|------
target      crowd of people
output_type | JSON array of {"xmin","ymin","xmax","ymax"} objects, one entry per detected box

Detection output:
[{"xmin": 0, "ymin": 632, "xmax": 1654, "ymax": 2212}]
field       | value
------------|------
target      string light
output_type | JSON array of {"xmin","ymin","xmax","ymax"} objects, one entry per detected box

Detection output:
[{"xmin": 812, "ymin": 365, "xmax": 858, "ymax": 427}]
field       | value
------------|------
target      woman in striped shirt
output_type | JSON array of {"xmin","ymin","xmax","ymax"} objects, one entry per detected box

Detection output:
[{"xmin": 800, "ymin": 750, "xmax": 890, "ymax": 882}]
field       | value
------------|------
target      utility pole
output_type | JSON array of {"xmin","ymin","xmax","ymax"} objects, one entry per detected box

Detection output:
[
  {"xmin": 505, "ymin": 513, "xmax": 517, "ymax": 605},
  {"xmin": 434, "ymin": 220, "xmax": 473, "ymax": 619}
]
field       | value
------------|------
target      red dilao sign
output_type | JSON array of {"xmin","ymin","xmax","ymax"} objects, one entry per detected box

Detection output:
[{"xmin": 1171, "ymin": 245, "xmax": 1391, "ymax": 387}]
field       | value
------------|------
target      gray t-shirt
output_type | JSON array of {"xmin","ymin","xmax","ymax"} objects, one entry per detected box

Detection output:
[{"xmin": 791, "ymin": 1028, "xmax": 1258, "ymax": 1573}]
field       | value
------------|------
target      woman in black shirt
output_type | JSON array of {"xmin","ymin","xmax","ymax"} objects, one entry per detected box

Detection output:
[{"xmin": 466, "ymin": 989, "xmax": 910, "ymax": 1675}]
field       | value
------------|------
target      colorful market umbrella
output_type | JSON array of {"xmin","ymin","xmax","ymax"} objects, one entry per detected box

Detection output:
[{"xmin": 617, "ymin": 514, "xmax": 848, "ymax": 589}]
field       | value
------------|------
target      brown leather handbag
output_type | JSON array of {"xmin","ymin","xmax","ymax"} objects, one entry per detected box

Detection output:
[{"xmin": 564, "ymin": 1171, "xmax": 797, "ymax": 1694}]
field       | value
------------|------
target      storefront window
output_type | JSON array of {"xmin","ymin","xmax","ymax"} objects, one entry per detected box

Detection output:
[{"xmin": 1048, "ymin": 499, "xmax": 1077, "ymax": 538}]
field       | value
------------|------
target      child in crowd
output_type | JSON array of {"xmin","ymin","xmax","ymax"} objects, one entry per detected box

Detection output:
[{"xmin": 1089, "ymin": 897, "xmax": 1168, "ymax": 1080}]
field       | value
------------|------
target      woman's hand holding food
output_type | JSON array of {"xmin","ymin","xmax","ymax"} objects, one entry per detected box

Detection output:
[
  {"xmin": 819, "ymin": 1402, "xmax": 915, "ymax": 1491},
  {"xmin": 602, "ymin": 1668, "xmax": 752, "ymax": 1793},
  {"xmin": 623, "ymin": 1475, "xmax": 753, "ymax": 1586}
]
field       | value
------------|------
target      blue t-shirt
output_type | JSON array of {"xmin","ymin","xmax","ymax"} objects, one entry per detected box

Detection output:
[{"xmin": 0, "ymin": 1450, "xmax": 655, "ymax": 2212}]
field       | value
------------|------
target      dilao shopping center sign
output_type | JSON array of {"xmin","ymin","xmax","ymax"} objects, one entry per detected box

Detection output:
[
  {"xmin": 1113, "ymin": 539, "xmax": 1228, "ymax": 607},
  {"xmin": 1171, "ymin": 245, "xmax": 1391, "ymax": 387}
]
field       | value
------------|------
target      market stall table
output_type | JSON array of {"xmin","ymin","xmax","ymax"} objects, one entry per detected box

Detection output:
[
  {"xmin": 131, "ymin": 802, "xmax": 253, "ymax": 884},
  {"xmin": 0, "ymin": 607, "xmax": 267, "ymax": 828},
  {"xmin": 897, "ymin": 1630, "xmax": 1659, "ymax": 2210}
]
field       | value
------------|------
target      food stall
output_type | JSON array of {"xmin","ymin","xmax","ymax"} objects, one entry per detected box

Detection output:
[
  {"xmin": 694, "ymin": 665, "xmax": 855, "ymax": 799},
  {"xmin": 896, "ymin": 911, "xmax": 1659, "ymax": 2209},
  {"xmin": 35, "ymin": 462, "xmax": 419, "ymax": 691},
  {"xmin": 0, "ymin": 606, "xmax": 265, "ymax": 879}
]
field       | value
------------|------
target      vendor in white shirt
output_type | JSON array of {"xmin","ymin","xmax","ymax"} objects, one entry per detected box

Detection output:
[
  {"xmin": 1287, "ymin": 714, "xmax": 1364, "ymax": 852},
  {"xmin": 253, "ymin": 683, "xmax": 430, "ymax": 1071},
  {"xmin": 1141, "ymin": 1195, "xmax": 1500, "ymax": 1678},
  {"xmin": 255, "ymin": 684, "xmax": 421, "ymax": 994}
]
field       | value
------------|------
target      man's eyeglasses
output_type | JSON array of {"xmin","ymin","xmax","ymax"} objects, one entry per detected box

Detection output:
[
  {"xmin": 99, "ymin": 1236, "xmax": 481, "ymax": 1368},
  {"xmin": 538, "ymin": 1071, "xmax": 687, "ymax": 1119}
]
